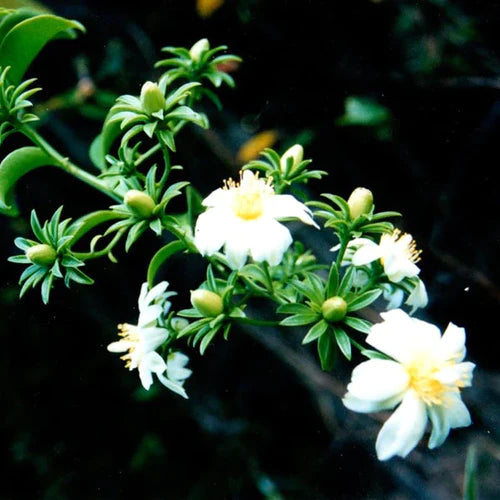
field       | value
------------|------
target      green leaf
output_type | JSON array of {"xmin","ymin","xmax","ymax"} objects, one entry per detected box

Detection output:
[
  {"xmin": 40, "ymin": 271, "xmax": 54, "ymax": 304},
  {"xmin": 147, "ymin": 240, "xmax": 185, "ymax": 288},
  {"xmin": 343, "ymin": 316, "xmax": 372, "ymax": 334},
  {"xmin": 347, "ymin": 289, "xmax": 382, "ymax": 312},
  {"xmin": 206, "ymin": 264, "xmax": 217, "ymax": 292},
  {"xmin": 463, "ymin": 444, "xmax": 478, "ymax": 500},
  {"xmin": 326, "ymin": 262, "xmax": 339, "ymax": 297},
  {"xmin": 0, "ymin": 14, "xmax": 85, "ymax": 85},
  {"xmin": 337, "ymin": 266, "xmax": 356, "ymax": 296},
  {"xmin": 200, "ymin": 326, "xmax": 219, "ymax": 355},
  {"xmin": 279, "ymin": 313, "xmax": 319, "ymax": 327},
  {"xmin": 302, "ymin": 319, "xmax": 328, "ymax": 344},
  {"xmin": 317, "ymin": 331, "xmax": 336, "ymax": 371},
  {"xmin": 149, "ymin": 218, "xmax": 162, "ymax": 236},
  {"xmin": 70, "ymin": 210, "xmax": 125, "ymax": 244},
  {"xmin": 0, "ymin": 146, "xmax": 58, "ymax": 216},
  {"xmin": 125, "ymin": 220, "xmax": 147, "ymax": 251},
  {"xmin": 276, "ymin": 303, "xmax": 312, "ymax": 315},
  {"xmin": 333, "ymin": 325, "xmax": 352, "ymax": 360},
  {"xmin": 361, "ymin": 349, "xmax": 390, "ymax": 360}
]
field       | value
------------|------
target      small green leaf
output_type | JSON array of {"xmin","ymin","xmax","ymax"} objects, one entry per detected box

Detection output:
[
  {"xmin": 200, "ymin": 326, "xmax": 219, "ymax": 355},
  {"xmin": 280, "ymin": 313, "xmax": 319, "ymax": 327},
  {"xmin": 347, "ymin": 289, "xmax": 382, "ymax": 312},
  {"xmin": 276, "ymin": 303, "xmax": 312, "ymax": 315},
  {"xmin": 317, "ymin": 331, "xmax": 336, "ymax": 371},
  {"xmin": 146, "ymin": 240, "xmax": 185, "ymax": 287},
  {"xmin": 333, "ymin": 326, "xmax": 352, "ymax": 360},
  {"xmin": 0, "ymin": 14, "xmax": 85, "ymax": 84},
  {"xmin": 0, "ymin": 147, "xmax": 58, "ymax": 216},
  {"xmin": 302, "ymin": 319, "xmax": 328, "ymax": 344},
  {"xmin": 338, "ymin": 266, "xmax": 356, "ymax": 296},
  {"xmin": 343, "ymin": 316, "xmax": 373, "ymax": 334},
  {"xmin": 326, "ymin": 262, "xmax": 339, "ymax": 297},
  {"xmin": 361, "ymin": 349, "xmax": 390, "ymax": 360}
]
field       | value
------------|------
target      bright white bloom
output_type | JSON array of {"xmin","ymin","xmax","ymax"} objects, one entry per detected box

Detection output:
[
  {"xmin": 194, "ymin": 170, "xmax": 318, "ymax": 269},
  {"xmin": 107, "ymin": 282, "xmax": 192, "ymax": 398},
  {"xmin": 343, "ymin": 309, "xmax": 475, "ymax": 460},
  {"xmin": 351, "ymin": 229, "xmax": 422, "ymax": 283}
]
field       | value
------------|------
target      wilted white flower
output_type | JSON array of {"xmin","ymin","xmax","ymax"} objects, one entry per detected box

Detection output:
[
  {"xmin": 194, "ymin": 170, "xmax": 318, "ymax": 269},
  {"xmin": 343, "ymin": 309, "xmax": 475, "ymax": 460},
  {"xmin": 351, "ymin": 229, "xmax": 422, "ymax": 283},
  {"xmin": 107, "ymin": 282, "xmax": 191, "ymax": 398}
]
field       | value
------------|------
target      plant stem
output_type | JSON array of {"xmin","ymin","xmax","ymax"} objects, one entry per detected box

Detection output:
[
  {"xmin": 19, "ymin": 124, "xmax": 121, "ymax": 202},
  {"xmin": 73, "ymin": 229, "xmax": 126, "ymax": 260},
  {"xmin": 134, "ymin": 143, "xmax": 161, "ymax": 167}
]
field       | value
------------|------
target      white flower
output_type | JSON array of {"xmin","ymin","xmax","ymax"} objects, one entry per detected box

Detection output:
[
  {"xmin": 343, "ymin": 309, "xmax": 475, "ymax": 460},
  {"xmin": 351, "ymin": 229, "xmax": 422, "ymax": 283},
  {"xmin": 381, "ymin": 278, "xmax": 428, "ymax": 314},
  {"xmin": 194, "ymin": 170, "xmax": 318, "ymax": 269},
  {"xmin": 107, "ymin": 282, "xmax": 191, "ymax": 398}
]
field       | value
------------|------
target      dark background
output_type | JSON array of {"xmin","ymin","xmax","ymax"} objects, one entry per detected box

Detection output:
[{"xmin": 1, "ymin": 0, "xmax": 499, "ymax": 498}]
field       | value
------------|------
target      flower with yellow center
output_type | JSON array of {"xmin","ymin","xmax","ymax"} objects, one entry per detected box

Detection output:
[
  {"xmin": 343, "ymin": 309, "xmax": 475, "ymax": 460},
  {"xmin": 351, "ymin": 229, "xmax": 422, "ymax": 283},
  {"xmin": 107, "ymin": 281, "xmax": 191, "ymax": 398},
  {"xmin": 194, "ymin": 170, "xmax": 318, "ymax": 269}
]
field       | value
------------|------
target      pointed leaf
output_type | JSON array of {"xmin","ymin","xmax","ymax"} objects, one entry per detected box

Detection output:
[
  {"xmin": 302, "ymin": 319, "xmax": 329, "ymax": 344},
  {"xmin": 333, "ymin": 326, "xmax": 351, "ymax": 360}
]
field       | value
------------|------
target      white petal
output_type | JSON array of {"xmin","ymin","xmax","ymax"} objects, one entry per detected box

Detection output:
[
  {"xmin": 249, "ymin": 218, "xmax": 292, "ymax": 266},
  {"xmin": 375, "ymin": 389, "xmax": 428, "ymax": 460},
  {"xmin": 223, "ymin": 220, "xmax": 252, "ymax": 269},
  {"xmin": 166, "ymin": 352, "xmax": 192, "ymax": 382},
  {"xmin": 443, "ymin": 392, "xmax": 472, "ymax": 429},
  {"xmin": 264, "ymin": 194, "xmax": 318, "ymax": 227},
  {"xmin": 202, "ymin": 187, "xmax": 232, "ymax": 208},
  {"xmin": 107, "ymin": 340, "xmax": 133, "ymax": 353},
  {"xmin": 382, "ymin": 284, "xmax": 405, "ymax": 310},
  {"xmin": 383, "ymin": 255, "xmax": 420, "ymax": 283},
  {"xmin": 141, "ymin": 281, "xmax": 168, "ymax": 307},
  {"xmin": 194, "ymin": 209, "xmax": 229, "ymax": 256},
  {"xmin": 435, "ymin": 362, "xmax": 475, "ymax": 387},
  {"xmin": 138, "ymin": 366, "xmax": 154, "ymax": 390},
  {"xmin": 138, "ymin": 303, "xmax": 162, "ymax": 328},
  {"xmin": 405, "ymin": 278, "xmax": 428, "ymax": 314},
  {"xmin": 439, "ymin": 322, "xmax": 467, "ymax": 362},
  {"xmin": 157, "ymin": 373, "xmax": 189, "ymax": 399},
  {"xmin": 428, "ymin": 405, "xmax": 450, "ymax": 449},
  {"xmin": 140, "ymin": 327, "xmax": 169, "ymax": 352},
  {"xmin": 142, "ymin": 351, "xmax": 167, "ymax": 374},
  {"xmin": 351, "ymin": 241, "xmax": 383, "ymax": 266},
  {"xmin": 346, "ymin": 359, "xmax": 410, "ymax": 402},
  {"xmin": 343, "ymin": 392, "xmax": 404, "ymax": 413}
]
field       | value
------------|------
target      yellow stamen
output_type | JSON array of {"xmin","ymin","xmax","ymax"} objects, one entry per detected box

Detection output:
[
  {"xmin": 225, "ymin": 171, "xmax": 274, "ymax": 221},
  {"xmin": 381, "ymin": 228, "xmax": 422, "ymax": 264},
  {"xmin": 117, "ymin": 323, "xmax": 139, "ymax": 368}
]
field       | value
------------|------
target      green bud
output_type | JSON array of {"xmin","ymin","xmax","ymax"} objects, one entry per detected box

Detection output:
[
  {"xmin": 189, "ymin": 38, "xmax": 210, "ymax": 62},
  {"xmin": 190, "ymin": 289, "xmax": 223, "ymax": 317},
  {"xmin": 124, "ymin": 190, "xmax": 156, "ymax": 218},
  {"xmin": 321, "ymin": 296, "xmax": 347, "ymax": 322},
  {"xmin": 347, "ymin": 187, "xmax": 373, "ymax": 219},
  {"xmin": 171, "ymin": 317, "xmax": 189, "ymax": 332},
  {"xmin": 140, "ymin": 81, "xmax": 166, "ymax": 115},
  {"xmin": 26, "ymin": 244, "xmax": 57, "ymax": 266},
  {"xmin": 280, "ymin": 144, "xmax": 304, "ymax": 172}
]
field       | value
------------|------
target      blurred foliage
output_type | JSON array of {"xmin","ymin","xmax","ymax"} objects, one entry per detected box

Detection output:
[{"xmin": 1, "ymin": 0, "xmax": 499, "ymax": 498}]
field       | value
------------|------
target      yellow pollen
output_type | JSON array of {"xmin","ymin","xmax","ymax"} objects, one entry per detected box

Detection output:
[
  {"xmin": 381, "ymin": 228, "xmax": 422, "ymax": 264},
  {"xmin": 117, "ymin": 323, "xmax": 139, "ymax": 368},
  {"xmin": 224, "ymin": 171, "xmax": 274, "ymax": 220},
  {"xmin": 405, "ymin": 357, "xmax": 450, "ymax": 406}
]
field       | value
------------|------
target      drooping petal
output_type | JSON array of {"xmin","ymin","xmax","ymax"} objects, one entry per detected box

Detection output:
[
  {"xmin": 346, "ymin": 359, "xmax": 410, "ymax": 402},
  {"xmin": 443, "ymin": 392, "xmax": 472, "ymax": 429},
  {"xmin": 375, "ymin": 389, "xmax": 428, "ymax": 460},
  {"xmin": 142, "ymin": 351, "xmax": 167, "ymax": 374},
  {"xmin": 264, "ymin": 194, "xmax": 318, "ymax": 227},
  {"xmin": 439, "ymin": 322, "xmax": 467, "ymax": 362},
  {"xmin": 138, "ymin": 364, "xmax": 154, "ymax": 390},
  {"xmin": 352, "ymin": 240, "xmax": 383, "ymax": 266},
  {"xmin": 194, "ymin": 209, "xmax": 230, "ymax": 256},
  {"xmin": 157, "ymin": 373, "xmax": 189, "ymax": 399},
  {"xmin": 381, "ymin": 284, "xmax": 405, "ymax": 310},
  {"xmin": 428, "ymin": 405, "xmax": 451, "ymax": 449},
  {"xmin": 342, "ymin": 392, "xmax": 404, "ymax": 414},
  {"xmin": 140, "ymin": 327, "xmax": 170, "ymax": 352},
  {"xmin": 405, "ymin": 278, "xmax": 428, "ymax": 314},
  {"xmin": 248, "ymin": 217, "xmax": 292, "ymax": 266}
]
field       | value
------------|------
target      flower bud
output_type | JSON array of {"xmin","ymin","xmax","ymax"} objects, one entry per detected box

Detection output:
[
  {"xmin": 171, "ymin": 317, "xmax": 189, "ymax": 332},
  {"xmin": 280, "ymin": 144, "xmax": 304, "ymax": 172},
  {"xmin": 140, "ymin": 81, "xmax": 166, "ymax": 115},
  {"xmin": 321, "ymin": 296, "xmax": 347, "ymax": 322},
  {"xmin": 189, "ymin": 38, "xmax": 210, "ymax": 62},
  {"xmin": 347, "ymin": 187, "xmax": 373, "ymax": 219},
  {"xmin": 124, "ymin": 190, "xmax": 156, "ymax": 218},
  {"xmin": 26, "ymin": 244, "xmax": 57, "ymax": 266},
  {"xmin": 190, "ymin": 289, "xmax": 223, "ymax": 317}
]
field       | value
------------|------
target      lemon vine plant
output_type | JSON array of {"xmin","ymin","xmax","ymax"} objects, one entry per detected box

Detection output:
[{"xmin": 0, "ymin": 9, "xmax": 475, "ymax": 461}]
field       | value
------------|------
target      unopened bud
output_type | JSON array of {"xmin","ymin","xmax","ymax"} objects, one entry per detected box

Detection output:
[
  {"xmin": 189, "ymin": 38, "xmax": 210, "ymax": 62},
  {"xmin": 171, "ymin": 317, "xmax": 189, "ymax": 332},
  {"xmin": 140, "ymin": 81, "xmax": 166, "ymax": 115},
  {"xmin": 347, "ymin": 187, "xmax": 373, "ymax": 219},
  {"xmin": 190, "ymin": 289, "xmax": 223, "ymax": 317},
  {"xmin": 280, "ymin": 144, "xmax": 304, "ymax": 172},
  {"xmin": 124, "ymin": 190, "xmax": 156, "ymax": 218},
  {"xmin": 26, "ymin": 244, "xmax": 57, "ymax": 266},
  {"xmin": 321, "ymin": 296, "xmax": 347, "ymax": 322}
]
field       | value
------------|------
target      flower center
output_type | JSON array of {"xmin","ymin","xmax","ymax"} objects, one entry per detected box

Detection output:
[
  {"xmin": 117, "ymin": 323, "xmax": 140, "ymax": 368},
  {"xmin": 380, "ymin": 229, "xmax": 422, "ymax": 265},
  {"xmin": 225, "ymin": 170, "xmax": 274, "ymax": 220},
  {"xmin": 405, "ymin": 356, "xmax": 449, "ymax": 406}
]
